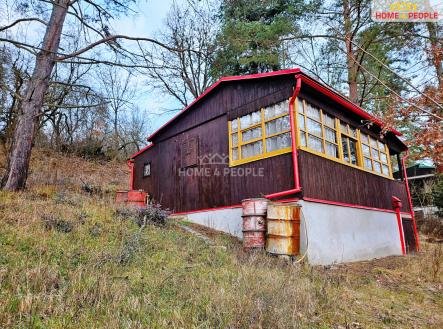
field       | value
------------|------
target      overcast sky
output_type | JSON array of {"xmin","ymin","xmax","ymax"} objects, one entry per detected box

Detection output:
[{"xmin": 111, "ymin": 0, "xmax": 185, "ymax": 138}]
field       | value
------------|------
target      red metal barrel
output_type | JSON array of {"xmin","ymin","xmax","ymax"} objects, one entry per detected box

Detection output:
[
  {"xmin": 115, "ymin": 190, "xmax": 129, "ymax": 204},
  {"xmin": 127, "ymin": 190, "xmax": 147, "ymax": 208},
  {"xmin": 242, "ymin": 198, "xmax": 268, "ymax": 251}
]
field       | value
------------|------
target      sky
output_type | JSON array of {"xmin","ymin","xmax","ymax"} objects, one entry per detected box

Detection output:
[{"xmin": 111, "ymin": 0, "xmax": 186, "ymax": 138}]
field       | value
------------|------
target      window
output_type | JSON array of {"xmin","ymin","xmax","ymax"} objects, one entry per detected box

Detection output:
[
  {"xmin": 229, "ymin": 100, "xmax": 292, "ymax": 165},
  {"xmin": 339, "ymin": 123, "xmax": 359, "ymax": 166},
  {"xmin": 297, "ymin": 98, "xmax": 339, "ymax": 159},
  {"xmin": 143, "ymin": 163, "xmax": 151, "ymax": 177},
  {"xmin": 296, "ymin": 97, "xmax": 393, "ymax": 178},
  {"xmin": 360, "ymin": 133, "xmax": 391, "ymax": 176}
]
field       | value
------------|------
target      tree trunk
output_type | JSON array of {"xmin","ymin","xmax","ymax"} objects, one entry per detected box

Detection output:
[
  {"xmin": 343, "ymin": 0, "xmax": 359, "ymax": 104},
  {"xmin": 1, "ymin": 0, "xmax": 69, "ymax": 191},
  {"xmin": 426, "ymin": 22, "xmax": 442, "ymax": 89}
]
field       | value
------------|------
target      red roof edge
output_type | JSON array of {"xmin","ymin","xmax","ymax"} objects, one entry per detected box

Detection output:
[
  {"xmin": 129, "ymin": 143, "xmax": 154, "ymax": 159},
  {"xmin": 297, "ymin": 74, "xmax": 402, "ymax": 137},
  {"xmin": 144, "ymin": 67, "xmax": 402, "ymax": 149},
  {"xmin": 146, "ymin": 68, "xmax": 302, "ymax": 141}
]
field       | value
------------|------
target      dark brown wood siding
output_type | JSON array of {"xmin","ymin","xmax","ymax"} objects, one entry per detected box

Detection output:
[
  {"xmin": 132, "ymin": 75, "xmax": 409, "ymax": 213},
  {"xmin": 298, "ymin": 150, "xmax": 410, "ymax": 212},
  {"xmin": 133, "ymin": 75, "xmax": 295, "ymax": 212}
]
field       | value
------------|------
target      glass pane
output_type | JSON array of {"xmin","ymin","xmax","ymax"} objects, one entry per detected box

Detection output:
[
  {"xmin": 307, "ymin": 118, "xmax": 322, "ymax": 137},
  {"xmin": 382, "ymin": 164, "xmax": 389, "ymax": 175},
  {"xmin": 326, "ymin": 142, "xmax": 338, "ymax": 158},
  {"xmin": 380, "ymin": 152, "xmax": 388, "ymax": 163},
  {"xmin": 342, "ymin": 138, "xmax": 349, "ymax": 162},
  {"xmin": 374, "ymin": 161, "xmax": 382, "ymax": 173},
  {"xmin": 240, "ymin": 114, "xmax": 251, "ymax": 128},
  {"xmin": 308, "ymin": 134, "xmax": 323, "ymax": 153},
  {"xmin": 231, "ymin": 119, "xmax": 238, "ymax": 132},
  {"xmin": 371, "ymin": 148, "xmax": 380, "ymax": 160},
  {"xmin": 377, "ymin": 140, "xmax": 384, "ymax": 150},
  {"xmin": 324, "ymin": 127, "xmax": 336, "ymax": 142},
  {"xmin": 264, "ymin": 104, "xmax": 276, "ymax": 120},
  {"xmin": 349, "ymin": 126, "xmax": 357, "ymax": 138},
  {"xmin": 252, "ymin": 140, "xmax": 263, "ymax": 156},
  {"xmin": 340, "ymin": 122, "xmax": 348, "ymax": 134},
  {"xmin": 242, "ymin": 126, "xmax": 261, "ymax": 142},
  {"xmin": 251, "ymin": 111, "xmax": 261, "ymax": 126},
  {"xmin": 362, "ymin": 144, "xmax": 370, "ymax": 156},
  {"xmin": 370, "ymin": 137, "xmax": 378, "ymax": 147},
  {"xmin": 298, "ymin": 114, "xmax": 305, "ymax": 131},
  {"xmin": 361, "ymin": 133, "xmax": 369, "ymax": 144},
  {"xmin": 300, "ymin": 133, "xmax": 307, "ymax": 147},
  {"xmin": 232, "ymin": 147, "xmax": 238, "ymax": 160},
  {"xmin": 364, "ymin": 157, "xmax": 372, "ymax": 169},
  {"xmin": 306, "ymin": 103, "xmax": 320, "ymax": 120},
  {"xmin": 266, "ymin": 133, "xmax": 291, "ymax": 152},
  {"xmin": 324, "ymin": 113, "xmax": 335, "ymax": 128},
  {"xmin": 297, "ymin": 98, "xmax": 304, "ymax": 113},
  {"xmin": 232, "ymin": 133, "xmax": 238, "ymax": 146},
  {"xmin": 241, "ymin": 141, "xmax": 263, "ymax": 158},
  {"xmin": 274, "ymin": 100, "xmax": 288, "ymax": 116},
  {"xmin": 266, "ymin": 115, "xmax": 290, "ymax": 135},
  {"xmin": 349, "ymin": 139, "xmax": 357, "ymax": 165}
]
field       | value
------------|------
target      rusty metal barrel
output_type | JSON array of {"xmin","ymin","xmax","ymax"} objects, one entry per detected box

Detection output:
[
  {"xmin": 127, "ymin": 190, "xmax": 147, "ymax": 208},
  {"xmin": 266, "ymin": 202, "xmax": 301, "ymax": 256},
  {"xmin": 242, "ymin": 198, "xmax": 269, "ymax": 250}
]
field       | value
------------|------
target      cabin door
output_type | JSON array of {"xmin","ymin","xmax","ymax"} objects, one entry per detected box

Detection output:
[{"xmin": 401, "ymin": 215, "xmax": 417, "ymax": 254}]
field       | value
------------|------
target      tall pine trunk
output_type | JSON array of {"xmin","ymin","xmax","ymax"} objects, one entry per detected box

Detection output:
[
  {"xmin": 2, "ymin": 0, "xmax": 69, "ymax": 191},
  {"xmin": 343, "ymin": 0, "xmax": 359, "ymax": 104}
]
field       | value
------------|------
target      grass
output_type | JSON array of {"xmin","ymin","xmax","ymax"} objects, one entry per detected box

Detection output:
[{"xmin": 0, "ymin": 151, "xmax": 442, "ymax": 328}]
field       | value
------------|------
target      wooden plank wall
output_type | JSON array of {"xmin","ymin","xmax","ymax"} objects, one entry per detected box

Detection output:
[
  {"xmin": 133, "ymin": 75, "xmax": 410, "ymax": 213},
  {"xmin": 298, "ymin": 150, "xmax": 411, "ymax": 212}
]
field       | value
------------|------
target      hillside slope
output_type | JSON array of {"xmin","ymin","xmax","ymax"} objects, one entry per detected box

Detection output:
[{"xmin": 0, "ymin": 151, "xmax": 442, "ymax": 328}]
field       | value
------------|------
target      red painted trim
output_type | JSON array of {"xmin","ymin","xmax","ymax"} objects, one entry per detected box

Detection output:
[
  {"xmin": 302, "ymin": 197, "xmax": 397, "ymax": 213},
  {"xmin": 172, "ymin": 204, "xmax": 242, "ymax": 216},
  {"xmin": 392, "ymin": 196, "xmax": 406, "ymax": 255},
  {"xmin": 401, "ymin": 151, "xmax": 420, "ymax": 251},
  {"xmin": 298, "ymin": 75, "xmax": 402, "ymax": 137},
  {"xmin": 266, "ymin": 75, "xmax": 303, "ymax": 199},
  {"xmin": 126, "ymin": 159, "xmax": 135, "ymax": 190},
  {"xmin": 172, "ymin": 198, "xmax": 300, "ymax": 216},
  {"xmin": 146, "ymin": 68, "xmax": 402, "ymax": 142},
  {"xmin": 129, "ymin": 143, "xmax": 154, "ymax": 159},
  {"xmin": 147, "ymin": 69, "xmax": 302, "ymax": 141}
]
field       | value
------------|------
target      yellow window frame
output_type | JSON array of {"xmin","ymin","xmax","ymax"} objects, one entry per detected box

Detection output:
[
  {"xmin": 228, "ymin": 102, "xmax": 292, "ymax": 167},
  {"xmin": 360, "ymin": 132, "xmax": 393, "ymax": 178},
  {"xmin": 294, "ymin": 97, "xmax": 394, "ymax": 180}
]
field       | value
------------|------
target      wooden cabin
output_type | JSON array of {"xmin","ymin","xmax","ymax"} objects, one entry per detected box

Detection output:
[{"xmin": 128, "ymin": 68, "xmax": 419, "ymax": 264}]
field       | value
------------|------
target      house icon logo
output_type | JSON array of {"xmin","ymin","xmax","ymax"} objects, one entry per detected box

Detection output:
[{"xmin": 198, "ymin": 153, "xmax": 229, "ymax": 165}]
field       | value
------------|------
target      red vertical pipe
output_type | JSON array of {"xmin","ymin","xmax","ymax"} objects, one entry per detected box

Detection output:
[
  {"xmin": 266, "ymin": 75, "xmax": 302, "ymax": 199},
  {"xmin": 392, "ymin": 196, "xmax": 406, "ymax": 255},
  {"xmin": 127, "ymin": 159, "xmax": 134, "ymax": 190},
  {"xmin": 401, "ymin": 151, "xmax": 420, "ymax": 251}
]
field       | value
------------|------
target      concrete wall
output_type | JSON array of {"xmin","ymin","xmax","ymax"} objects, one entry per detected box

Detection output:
[
  {"xmin": 299, "ymin": 200, "xmax": 403, "ymax": 265},
  {"xmin": 185, "ymin": 207, "xmax": 243, "ymax": 238},
  {"xmin": 178, "ymin": 200, "xmax": 404, "ymax": 265}
]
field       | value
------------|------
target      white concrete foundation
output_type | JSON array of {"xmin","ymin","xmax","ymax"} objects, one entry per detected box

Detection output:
[
  {"xmin": 185, "ymin": 207, "xmax": 243, "ymax": 238},
  {"xmin": 299, "ymin": 200, "xmax": 403, "ymax": 265},
  {"xmin": 177, "ymin": 200, "xmax": 404, "ymax": 265}
]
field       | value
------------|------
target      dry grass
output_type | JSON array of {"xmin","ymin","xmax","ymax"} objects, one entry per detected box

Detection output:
[{"xmin": 0, "ymin": 150, "xmax": 442, "ymax": 328}]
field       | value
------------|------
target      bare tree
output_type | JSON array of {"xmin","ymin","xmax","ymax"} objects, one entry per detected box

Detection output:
[
  {"xmin": 0, "ymin": 0, "xmax": 179, "ymax": 191},
  {"xmin": 144, "ymin": 0, "xmax": 217, "ymax": 107},
  {"xmin": 97, "ymin": 66, "xmax": 135, "ymax": 158}
]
